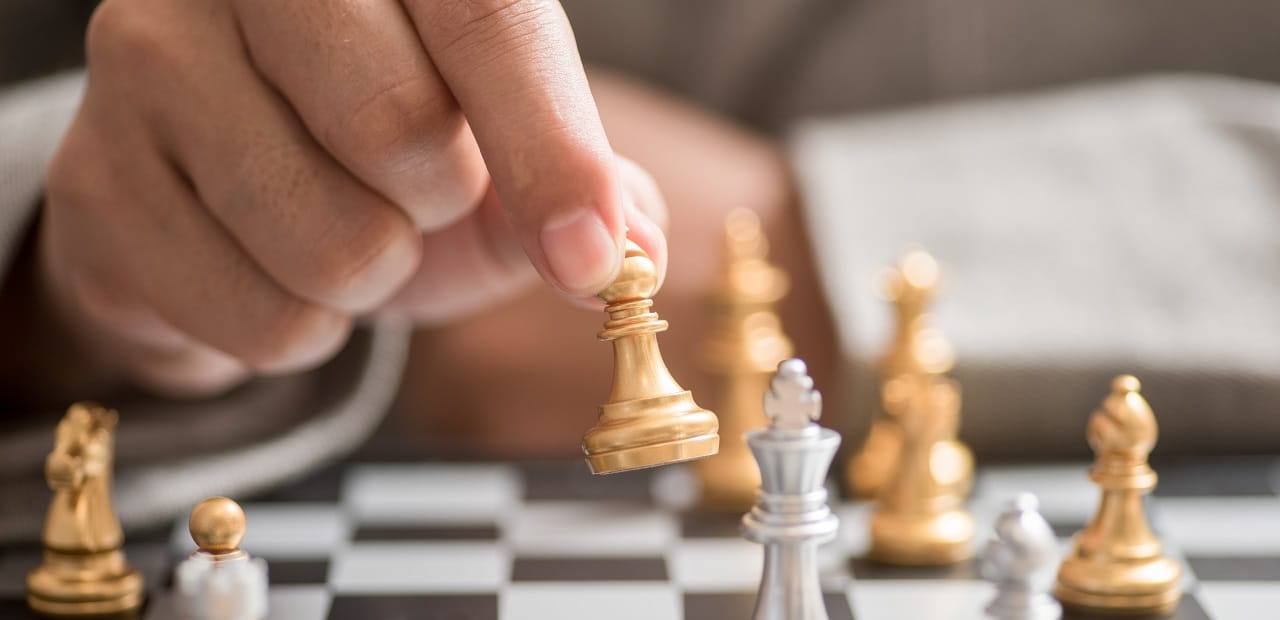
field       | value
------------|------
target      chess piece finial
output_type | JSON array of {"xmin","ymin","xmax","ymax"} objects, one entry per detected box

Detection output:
[
  {"xmin": 1055, "ymin": 375, "xmax": 1182, "ymax": 616},
  {"xmin": 764, "ymin": 359, "xmax": 822, "ymax": 431},
  {"xmin": 190, "ymin": 497, "xmax": 247, "ymax": 554},
  {"xmin": 868, "ymin": 373, "xmax": 975, "ymax": 565},
  {"xmin": 848, "ymin": 247, "xmax": 958, "ymax": 499},
  {"xmin": 742, "ymin": 358, "xmax": 841, "ymax": 620},
  {"xmin": 696, "ymin": 209, "xmax": 792, "ymax": 510},
  {"xmin": 583, "ymin": 240, "xmax": 720, "ymax": 474},
  {"xmin": 27, "ymin": 403, "xmax": 144, "ymax": 616},
  {"xmin": 179, "ymin": 497, "xmax": 268, "ymax": 619},
  {"xmin": 981, "ymin": 493, "xmax": 1062, "ymax": 620}
]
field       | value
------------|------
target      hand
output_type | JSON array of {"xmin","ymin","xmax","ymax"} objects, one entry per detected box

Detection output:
[{"xmin": 39, "ymin": 0, "xmax": 668, "ymax": 396}]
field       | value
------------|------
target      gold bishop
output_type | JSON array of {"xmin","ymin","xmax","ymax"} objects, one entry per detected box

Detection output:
[{"xmin": 1055, "ymin": 375, "xmax": 1182, "ymax": 615}]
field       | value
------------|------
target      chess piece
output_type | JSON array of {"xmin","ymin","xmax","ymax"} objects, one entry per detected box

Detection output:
[
  {"xmin": 980, "ymin": 494, "xmax": 1062, "ymax": 620},
  {"xmin": 1055, "ymin": 375, "xmax": 1182, "ymax": 616},
  {"xmin": 847, "ymin": 248, "xmax": 956, "ymax": 498},
  {"xmin": 583, "ymin": 240, "xmax": 720, "ymax": 474},
  {"xmin": 868, "ymin": 373, "xmax": 974, "ymax": 565},
  {"xmin": 742, "ymin": 359, "xmax": 841, "ymax": 620},
  {"xmin": 177, "ymin": 497, "xmax": 268, "ymax": 620},
  {"xmin": 27, "ymin": 403, "xmax": 144, "ymax": 616},
  {"xmin": 696, "ymin": 209, "xmax": 792, "ymax": 511}
]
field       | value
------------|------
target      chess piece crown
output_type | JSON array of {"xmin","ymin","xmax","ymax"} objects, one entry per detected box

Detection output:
[{"xmin": 582, "ymin": 241, "xmax": 719, "ymax": 474}]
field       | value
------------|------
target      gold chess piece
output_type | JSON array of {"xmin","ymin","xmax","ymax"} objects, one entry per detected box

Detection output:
[
  {"xmin": 847, "ymin": 248, "xmax": 956, "ymax": 498},
  {"xmin": 27, "ymin": 403, "xmax": 144, "ymax": 616},
  {"xmin": 189, "ymin": 497, "xmax": 248, "ymax": 557},
  {"xmin": 695, "ymin": 209, "xmax": 792, "ymax": 511},
  {"xmin": 583, "ymin": 240, "xmax": 720, "ymax": 474},
  {"xmin": 868, "ymin": 373, "xmax": 975, "ymax": 565},
  {"xmin": 1055, "ymin": 375, "xmax": 1183, "ymax": 616}
]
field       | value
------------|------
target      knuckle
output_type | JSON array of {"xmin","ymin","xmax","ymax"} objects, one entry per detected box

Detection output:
[
  {"xmin": 311, "ymin": 208, "xmax": 422, "ymax": 309},
  {"xmin": 245, "ymin": 302, "xmax": 351, "ymax": 372},
  {"xmin": 428, "ymin": 0, "xmax": 555, "ymax": 58},
  {"xmin": 85, "ymin": 0, "xmax": 175, "ymax": 72},
  {"xmin": 323, "ymin": 75, "xmax": 456, "ymax": 172}
]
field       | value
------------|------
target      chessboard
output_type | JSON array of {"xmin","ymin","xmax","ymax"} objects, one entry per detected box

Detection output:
[{"xmin": 1, "ymin": 457, "xmax": 1277, "ymax": 619}]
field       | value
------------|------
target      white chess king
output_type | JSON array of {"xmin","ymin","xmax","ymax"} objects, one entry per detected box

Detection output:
[{"xmin": 742, "ymin": 358, "xmax": 842, "ymax": 620}]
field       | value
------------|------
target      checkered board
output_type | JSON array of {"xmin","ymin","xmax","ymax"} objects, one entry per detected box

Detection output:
[{"xmin": 2, "ymin": 458, "xmax": 1279, "ymax": 619}]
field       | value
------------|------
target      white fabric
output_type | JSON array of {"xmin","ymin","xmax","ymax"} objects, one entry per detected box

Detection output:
[
  {"xmin": 0, "ymin": 71, "xmax": 82, "ymax": 275},
  {"xmin": 789, "ymin": 75, "xmax": 1280, "ymax": 456}
]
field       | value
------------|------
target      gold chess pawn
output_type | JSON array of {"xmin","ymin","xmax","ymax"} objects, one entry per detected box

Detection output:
[
  {"xmin": 1055, "ymin": 375, "xmax": 1182, "ymax": 616},
  {"xmin": 27, "ymin": 403, "xmax": 144, "ymax": 616},
  {"xmin": 189, "ymin": 497, "xmax": 249, "ymax": 559},
  {"xmin": 868, "ymin": 374, "xmax": 975, "ymax": 565},
  {"xmin": 695, "ymin": 209, "xmax": 792, "ymax": 511},
  {"xmin": 582, "ymin": 240, "xmax": 720, "ymax": 474}
]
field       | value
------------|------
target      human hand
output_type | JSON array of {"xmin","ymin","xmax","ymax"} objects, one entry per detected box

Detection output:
[{"xmin": 40, "ymin": 0, "xmax": 667, "ymax": 395}]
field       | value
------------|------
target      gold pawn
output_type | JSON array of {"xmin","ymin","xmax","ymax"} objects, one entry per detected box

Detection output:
[
  {"xmin": 694, "ymin": 209, "xmax": 792, "ymax": 511},
  {"xmin": 189, "ymin": 497, "xmax": 248, "ymax": 559},
  {"xmin": 1055, "ymin": 375, "xmax": 1182, "ymax": 615},
  {"xmin": 582, "ymin": 241, "xmax": 720, "ymax": 474},
  {"xmin": 867, "ymin": 373, "xmax": 974, "ymax": 565},
  {"xmin": 847, "ymin": 248, "xmax": 957, "ymax": 499},
  {"xmin": 27, "ymin": 403, "xmax": 144, "ymax": 616}
]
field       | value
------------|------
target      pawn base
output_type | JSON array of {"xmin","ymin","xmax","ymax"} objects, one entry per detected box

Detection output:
[
  {"xmin": 27, "ymin": 549, "xmax": 143, "ymax": 617},
  {"xmin": 586, "ymin": 433, "xmax": 719, "ymax": 474},
  {"xmin": 583, "ymin": 390, "xmax": 720, "ymax": 474},
  {"xmin": 868, "ymin": 509, "xmax": 974, "ymax": 566},
  {"xmin": 1055, "ymin": 556, "xmax": 1182, "ymax": 617}
]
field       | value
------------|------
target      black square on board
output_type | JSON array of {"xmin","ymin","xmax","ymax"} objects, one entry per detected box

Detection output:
[{"xmin": 328, "ymin": 594, "xmax": 497, "ymax": 620}]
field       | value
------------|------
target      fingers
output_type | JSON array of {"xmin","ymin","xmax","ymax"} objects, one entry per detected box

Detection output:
[
  {"xmin": 378, "ymin": 186, "xmax": 538, "ymax": 323},
  {"xmin": 45, "ymin": 98, "xmax": 351, "ymax": 384},
  {"xmin": 404, "ymin": 0, "xmax": 626, "ymax": 297},
  {"xmin": 114, "ymin": 0, "xmax": 423, "ymax": 313},
  {"xmin": 230, "ymin": 0, "xmax": 489, "ymax": 231}
]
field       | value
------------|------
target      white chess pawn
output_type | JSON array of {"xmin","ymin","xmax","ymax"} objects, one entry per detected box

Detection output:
[
  {"xmin": 176, "ymin": 497, "xmax": 268, "ymax": 620},
  {"xmin": 980, "ymin": 493, "xmax": 1062, "ymax": 620}
]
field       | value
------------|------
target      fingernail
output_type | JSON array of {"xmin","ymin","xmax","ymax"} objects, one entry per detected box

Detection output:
[{"xmin": 540, "ymin": 208, "xmax": 621, "ymax": 294}]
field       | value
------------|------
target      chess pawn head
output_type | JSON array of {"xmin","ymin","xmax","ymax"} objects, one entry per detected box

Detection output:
[
  {"xmin": 190, "ymin": 497, "xmax": 247, "ymax": 556},
  {"xmin": 582, "ymin": 241, "xmax": 719, "ymax": 474}
]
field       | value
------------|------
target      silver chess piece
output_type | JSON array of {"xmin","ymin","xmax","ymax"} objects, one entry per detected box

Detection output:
[
  {"xmin": 742, "ymin": 358, "xmax": 842, "ymax": 620},
  {"xmin": 980, "ymin": 493, "xmax": 1062, "ymax": 620},
  {"xmin": 178, "ymin": 498, "xmax": 268, "ymax": 620}
]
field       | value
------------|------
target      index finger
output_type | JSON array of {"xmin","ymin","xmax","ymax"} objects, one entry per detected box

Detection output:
[{"xmin": 403, "ymin": 0, "xmax": 630, "ymax": 297}]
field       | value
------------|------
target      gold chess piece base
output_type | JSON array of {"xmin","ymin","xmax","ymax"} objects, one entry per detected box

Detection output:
[
  {"xmin": 585, "ymin": 391, "xmax": 719, "ymax": 474},
  {"xmin": 868, "ymin": 509, "xmax": 974, "ymax": 565},
  {"xmin": 1054, "ymin": 556, "xmax": 1183, "ymax": 616},
  {"xmin": 26, "ymin": 549, "xmax": 143, "ymax": 616}
]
